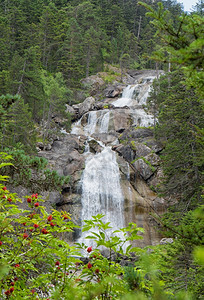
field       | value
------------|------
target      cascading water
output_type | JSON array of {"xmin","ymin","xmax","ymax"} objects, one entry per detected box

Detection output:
[
  {"xmin": 84, "ymin": 111, "xmax": 97, "ymax": 135},
  {"xmin": 70, "ymin": 73, "xmax": 158, "ymax": 249},
  {"xmin": 112, "ymin": 76, "xmax": 155, "ymax": 108},
  {"xmin": 112, "ymin": 77, "xmax": 156, "ymax": 127},
  {"xmin": 131, "ymin": 108, "xmax": 154, "ymax": 127},
  {"xmin": 99, "ymin": 111, "xmax": 110, "ymax": 133},
  {"xmin": 78, "ymin": 146, "xmax": 126, "ymax": 247},
  {"xmin": 72, "ymin": 108, "xmax": 127, "ymax": 248}
]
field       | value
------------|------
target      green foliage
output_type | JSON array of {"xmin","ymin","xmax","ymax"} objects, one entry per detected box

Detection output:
[
  {"xmin": 0, "ymin": 185, "xmax": 80, "ymax": 299},
  {"xmin": 148, "ymin": 70, "xmax": 203, "ymax": 205},
  {"xmin": 41, "ymin": 70, "xmax": 72, "ymax": 137},
  {"xmin": 151, "ymin": 207, "xmax": 204, "ymax": 298},
  {"xmin": 140, "ymin": 1, "xmax": 204, "ymax": 95},
  {"xmin": 1, "ymin": 149, "xmax": 70, "ymax": 192},
  {"xmin": 0, "ymin": 95, "xmax": 37, "ymax": 153},
  {"xmin": 132, "ymin": 156, "xmax": 156, "ymax": 173},
  {"xmin": 0, "ymin": 158, "xmax": 202, "ymax": 299}
]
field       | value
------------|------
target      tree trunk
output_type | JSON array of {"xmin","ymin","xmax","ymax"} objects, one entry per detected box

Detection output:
[
  {"xmin": 86, "ymin": 46, "xmax": 90, "ymax": 78},
  {"xmin": 137, "ymin": 16, "xmax": 142, "ymax": 41},
  {"xmin": 17, "ymin": 60, "xmax": 26, "ymax": 95}
]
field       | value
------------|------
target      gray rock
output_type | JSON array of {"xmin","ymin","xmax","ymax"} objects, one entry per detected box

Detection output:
[
  {"xmin": 145, "ymin": 140, "xmax": 163, "ymax": 153},
  {"xmin": 88, "ymin": 139, "xmax": 103, "ymax": 153},
  {"xmin": 113, "ymin": 144, "xmax": 135, "ymax": 162},
  {"xmin": 132, "ymin": 158, "xmax": 154, "ymax": 180},
  {"xmin": 65, "ymin": 104, "xmax": 75, "ymax": 115},
  {"xmin": 131, "ymin": 142, "xmax": 152, "ymax": 158},
  {"xmin": 160, "ymin": 238, "xmax": 174, "ymax": 245},
  {"xmin": 109, "ymin": 109, "xmax": 133, "ymax": 132},
  {"xmin": 81, "ymin": 75, "xmax": 105, "ymax": 95},
  {"xmin": 104, "ymin": 85, "xmax": 123, "ymax": 98},
  {"xmin": 120, "ymin": 128, "xmax": 153, "ymax": 141},
  {"xmin": 36, "ymin": 142, "xmax": 44, "ymax": 150},
  {"xmin": 73, "ymin": 96, "xmax": 95, "ymax": 118},
  {"xmin": 145, "ymin": 153, "xmax": 161, "ymax": 166}
]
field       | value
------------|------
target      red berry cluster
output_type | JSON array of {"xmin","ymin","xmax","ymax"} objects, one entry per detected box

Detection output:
[
  {"xmin": 1, "ymin": 186, "xmax": 12, "ymax": 203},
  {"xmin": 4, "ymin": 287, "xmax": 14, "ymax": 296},
  {"xmin": 62, "ymin": 214, "xmax": 69, "ymax": 220},
  {"xmin": 26, "ymin": 193, "xmax": 39, "ymax": 208},
  {"xmin": 23, "ymin": 233, "xmax": 29, "ymax": 239},
  {"xmin": 41, "ymin": 228, "xmax": 49, "ymax": 234},
  {"xmin": 87, "ymin": 246, "xmax": 92, "ymax": 253},
  {"xmin": 47, "ymin": 215, "xmax": 55, "ymax": 227}
]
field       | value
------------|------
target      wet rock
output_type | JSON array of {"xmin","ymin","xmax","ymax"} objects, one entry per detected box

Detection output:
[
  {"xmin": 88, "ymin": 139, "xmax": 103, "ymax": 153},
  {"xmin": 92, "ymin": 132, "xmax": 118, "ymax": 145}
]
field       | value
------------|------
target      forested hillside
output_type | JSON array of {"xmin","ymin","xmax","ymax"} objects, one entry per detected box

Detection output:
[
  {"xmin": 0, "ymin": 0, "xmax": 203, "ymax": 299},
  {"xmin": 0, "ymin": 0, "xmax": 183, "ymax": 119}
]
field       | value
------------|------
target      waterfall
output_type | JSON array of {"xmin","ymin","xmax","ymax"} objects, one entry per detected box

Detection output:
[
  {"xmin": 84, "ymin": 111, "xmax": 97, "ymax": 135},
  {"xmin": 131, "ymin": 108, "xmax": 154, "ymax": 127},
  {"xmin": 112, "ymin": 76, "xmax": 155, "ymax": 108},
  {"xmin": 70, "ymin": 118, "xmax": 82, "ymax": 135},
  {"xmin": 78, "ymin": 146, "xmax": 126, "ymax": 247},
  {"xmin": 69, "ymin": 72, "xmax": 159, "ymax": 249},
  {"xmin": 99, "ymin": 111, "xmax": 110, "ymax": 133},
  {"xmin": 72, "ymin": 108, "xmax": 126, "ymax": 248},
  {"xmin": 112, "ymin": 85, "xmax": 136, "ymax": 107}
]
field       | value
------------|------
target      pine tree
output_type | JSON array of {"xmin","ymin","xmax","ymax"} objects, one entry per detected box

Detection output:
[
  {"xmin": 41, "ymin": 71, "xmax": 71, "ymax": 138},
  {"xmin": 1, "ymin": 95, "xmax": 36, "ymax": 152}
]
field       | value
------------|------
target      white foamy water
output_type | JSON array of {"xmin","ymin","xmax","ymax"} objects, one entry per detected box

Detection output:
[
  {"xmin": 71, "ymin": 110, "xmax": 110, "ymax": 136},
  {"xmin": 78, "ymin": 146, "xmax": 127, "ymax": 248},
  {"xmin": 112, "ymin": 76, "xmax": 155, "ymax": 108},
  {"xmin": 131, "ymin": 108, "xmax": 154, "ymax": 127}
]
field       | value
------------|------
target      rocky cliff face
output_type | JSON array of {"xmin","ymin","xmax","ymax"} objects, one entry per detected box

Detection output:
[{"xmin": 38, "ymin": 68, "xmax": 166, "ymax": 247}]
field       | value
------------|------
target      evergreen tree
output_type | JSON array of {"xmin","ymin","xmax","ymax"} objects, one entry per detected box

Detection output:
[
  {"xmin": 1, "ymin": 95, "xmax": 36, "ymax": 153},
  {"xmin": 17, "ymin": 46, "xmax": 44, "ymax": 122},
  {"xmin": 41, "ymin": 71, "xmax": 71, "ymax": 137},
  {"xmin": 148, "ymin": 71, "xmax": 203, "ymax": 207}
]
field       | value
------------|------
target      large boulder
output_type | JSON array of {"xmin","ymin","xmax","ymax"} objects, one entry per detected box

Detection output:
[
  {"xmin": 109, "ymin": 109, "xmax": 133, "ymax": 132},
  {"xmin": 119, "ymin": 127, "xmax": 153, "ymax": 142},
  {"xmin": 130, "ymin": 142, "xmax": 152, "ymax": 158},
  {"xmin": 132, "ymin": 158, "xmax": 155, "ymax": 180},
  {"xmin": 73, "ymin": 96, "xmax": 95, "ymax": 119},
  {"xmin": 113, "ymin": 144, "xmax": 135, "ymax": 162},
  {"xmin": 104, "ymin": 85, "xmax": 124, "ymax": 98}
]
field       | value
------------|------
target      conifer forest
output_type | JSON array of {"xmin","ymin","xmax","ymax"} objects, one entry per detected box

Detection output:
[{"xmin": 0, "ymin": 0, "xmax": 203, "ymax": 299}]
